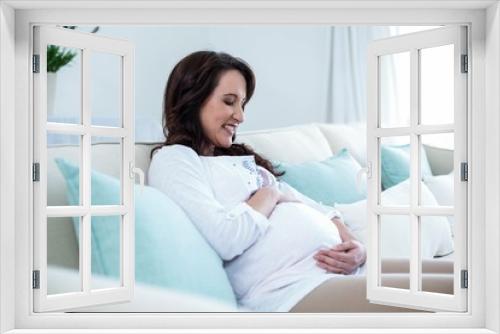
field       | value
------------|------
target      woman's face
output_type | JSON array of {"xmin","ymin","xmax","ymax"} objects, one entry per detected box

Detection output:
[{"xmin": 199, "ymin": 69, "xmax": 247, "ymax": 155}]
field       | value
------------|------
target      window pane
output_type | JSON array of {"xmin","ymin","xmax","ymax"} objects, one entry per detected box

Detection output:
[
  {"xmin": 380, "ymin": 136, "xmax": 410, "ymax": 205},
  {"xmin": 91, "ymin": 137, "xmax": 122, "ymax": 205},
  {"xmin": 420, "ymin": 216, "xmax": 454, "ymax": 295},
  {"xmin": 420, "ymin": 44, "xmax": 454, "ymax": 125},
  {"xmin": 91, "ymin": 215, "xmax": 122, "ymax": 289},
  {"xmin": 47, "ymin": 45, "xmax": 82, "ymax": 124},
  {"xmin": 90, "ymin": 52, "xmax": 122, "ymax": 127},
  {"xmin": 48, "ymin": 133, "xmax": 82, "ymax": 206},
  {"xmin": 421, "ymin": 133, "xmax": 454, "ymax": 206},
  {"xmin": 47, "ymin": 216, "xmax": 81, "ymax": 295},
  {"xmin": 380, "ymin": 215, "xmax": 410, "ymax": 290},
  {"xmin": 379, "ymin": 52, "xmax": 410, "ymax": 128}
]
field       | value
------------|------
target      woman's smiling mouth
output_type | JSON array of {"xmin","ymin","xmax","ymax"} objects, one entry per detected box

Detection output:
[{"xmin": 223, "ymin": 123, "xmax": 237, "ymax": 135}]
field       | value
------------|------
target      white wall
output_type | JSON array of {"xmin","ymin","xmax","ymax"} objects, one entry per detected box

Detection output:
[
  {"xmin": 485, "ymin": 3, "xmax": 500, "ymax": 332},
  {"xmin": 203, "ymin": 25, "xmax": 331, "ymax": 132},
  {"xmin": 0, "ymin": 3, "xmax": 16, "ymax": 333}
]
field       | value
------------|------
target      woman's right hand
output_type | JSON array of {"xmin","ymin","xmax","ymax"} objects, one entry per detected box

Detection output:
[
  {"xmin": 246, "ymin": 185, "xmax": 298, "ymax": 218},
  {"xmin": 276, "ymin": 185, "xmax": 301, "ymax": 204},
  {"xmin": 245, "ymin": 186, "xmax": 280, "ymax": 218}
]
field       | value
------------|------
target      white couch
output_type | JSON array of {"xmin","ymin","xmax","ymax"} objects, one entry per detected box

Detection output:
[{"xmin": 46, "ymin": 122, "xmax": 454, "ymax": 312}]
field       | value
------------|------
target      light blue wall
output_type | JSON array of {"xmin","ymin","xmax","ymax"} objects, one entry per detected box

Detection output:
[
  {"xmin": 52, "ymin": 26, "xmax": 331, "ymax": 137},
  {"xmin": 202, "ymin": 26, "xmax": 331, "ymax": 132},
  {"xmin": 50, "ymin": 26, "xmax": 433, "ymax": 141}
]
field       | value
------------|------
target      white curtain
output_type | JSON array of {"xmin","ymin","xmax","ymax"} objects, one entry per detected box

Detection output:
[{"xmin": 326, "ymin": 26, "xmax": 392, "ymax": 124}]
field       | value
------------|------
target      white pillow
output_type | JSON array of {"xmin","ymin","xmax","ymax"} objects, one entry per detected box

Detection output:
[
  {"xmin": 335, "ymin": 180, "xmax": 454, "ymax": 259},
  {"xmin": 423, "ymin": 172, "xmax": 455, "ymax": 235}
]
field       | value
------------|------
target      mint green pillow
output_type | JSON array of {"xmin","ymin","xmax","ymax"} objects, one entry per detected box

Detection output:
[
  {"xmin": 55, "ymin": 158, "xmax": 236, "ymax": 307},
  {"xmin": 381, "ymin": 144, "xmax": 433, "ymax": 189},
  {"xmin": 275, "ymin": 148, "xmax": 365, "ymax": 205}
]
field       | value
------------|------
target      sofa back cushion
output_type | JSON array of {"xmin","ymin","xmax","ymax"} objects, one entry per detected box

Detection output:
[
  {"xmin": 236, "ymin": 124, "xmax": 333, "ymax": 163},
  {"xmin": 316, "ymin": 122, "xmax": 367, "ymax": 166}
]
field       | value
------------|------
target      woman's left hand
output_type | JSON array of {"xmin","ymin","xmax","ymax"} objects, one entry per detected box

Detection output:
[{"xmin": 314, "ymin": 240, "xmax": 366, "ymax": 275}]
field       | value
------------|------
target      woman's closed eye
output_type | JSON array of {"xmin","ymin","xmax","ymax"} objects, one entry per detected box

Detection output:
[{"xmin": 224, "ymin": 100, "xmax": 245, "ymax": 110}]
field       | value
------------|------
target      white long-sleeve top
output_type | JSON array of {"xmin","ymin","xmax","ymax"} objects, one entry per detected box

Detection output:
[{"xmin": 148, "ymin": 144, "xmax": 364, "ymax": 311}]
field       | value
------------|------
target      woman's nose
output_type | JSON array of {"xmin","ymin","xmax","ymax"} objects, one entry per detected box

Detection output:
[{"xmin": 233, "ymin": 106, "xmax": 244, "ymax": 123}]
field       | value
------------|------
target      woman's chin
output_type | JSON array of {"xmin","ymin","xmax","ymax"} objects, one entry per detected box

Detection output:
[
  {"xmin": 215, "ymin": 141, "xmax": 232, "ymax": 149},
  {"xmin": 222, "ymin": 137, "xmax": 234, "ymax": 147},
  {"xmin": 215, "ymin": 134, "xmax": 235, "ymax": 148}
]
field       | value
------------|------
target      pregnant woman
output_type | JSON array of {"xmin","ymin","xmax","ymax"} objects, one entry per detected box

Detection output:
[{"xmin": 148, "ymin": 51, "xmax": 450, "ymax": 312}]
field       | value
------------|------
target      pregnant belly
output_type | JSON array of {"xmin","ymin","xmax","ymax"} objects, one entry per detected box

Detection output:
[
  {"xmin": 267, "ymin": 202, "xmax": 342, "ymax": 254},
  {"xmin": 225, "ymin": 202, "xmax": 342, "ymax": 298}
]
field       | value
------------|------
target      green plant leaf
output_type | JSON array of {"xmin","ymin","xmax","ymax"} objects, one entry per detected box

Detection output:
[
  {"xmin": 46, "ymin": 26, "xmax": 100, "ymax": 73},
  {"xmin": 47, "ymin": 45, "xmax": 77, "ymax": 73}
]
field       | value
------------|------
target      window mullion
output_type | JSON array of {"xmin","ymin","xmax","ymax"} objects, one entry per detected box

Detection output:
[
  {"xmin": 374, "ymin": 125, "xmax": 455, "ymax": 137},
  {"xmin": 81, "ymin": 47, "xmax": 91, "ymax": 295},
  {"xmin": 410, "ymin": 47, "xmax": 420, "ymax": 294},
  {"xmin": 34, "ymin": 32, "xmax": 49, "ymax": 303},
  {"xmin": 122, "ymin": 50, "xmax": 134, "ymax": 291},
  {"xmin": 46, "ymin": 122, "xmax": 127, "ymax": 137},
  {"xmin": 45, "ymin": 205, "xmax": 127, "ymax": 217},
  {"xmin": 81, "ymin": 214, "xmax": 91, "ymax": 294},
  {"xmin": 374, "ymin": 206, "xmax": 411, "ymax": 215},
  {"xmin": 453, "ymin": 25, "xmax": 469, "ymax": 309}
]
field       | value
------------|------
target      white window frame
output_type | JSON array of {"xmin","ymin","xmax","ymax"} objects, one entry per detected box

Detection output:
[
  {"xmin": 366, "ymin": 26, "xmax": 468, "ymax": 312},
  {"xmin": 0, "ymin": 1, "xmax": 498, "ymax": 333},
  {"xmin": 33, "ymin": 26, "xmax": 136, "ymax": 312}
]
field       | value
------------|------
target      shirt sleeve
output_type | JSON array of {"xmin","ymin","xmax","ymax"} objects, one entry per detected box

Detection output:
[{"xmin": 148, "ymin": 145, "xmax": 270, "ymax": 261}]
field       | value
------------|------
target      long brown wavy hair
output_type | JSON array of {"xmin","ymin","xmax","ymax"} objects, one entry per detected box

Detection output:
[{"xmin": 151, "ymin": 50, "xmax": 283, "ymax": 177}]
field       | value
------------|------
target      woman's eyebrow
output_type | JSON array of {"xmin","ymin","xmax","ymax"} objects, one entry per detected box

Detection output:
[{"xmin": 223, "ymin": 93, "xmax": 246, "ymax": 101}]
